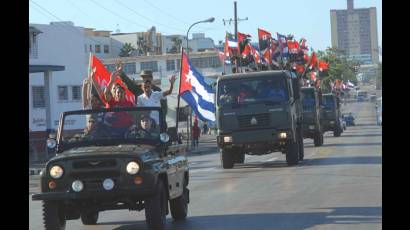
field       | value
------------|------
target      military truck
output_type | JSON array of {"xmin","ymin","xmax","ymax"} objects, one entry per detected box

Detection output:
[
  {"xmin": 301, "ymin": 87, "xmax": 324, "ymax": 146},
  {"xmin": 216, "ymin": 70, "xmax": 304, "ymax": 168},
  {"xmin": 32, "ymin": 107, "xmax": 189, "ymax": 230},
  {"xmin": 320, "ymin": 93, "xmax": 343, "ymax": 137}
]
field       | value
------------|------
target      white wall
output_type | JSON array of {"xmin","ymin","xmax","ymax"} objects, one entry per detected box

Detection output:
[{"xmin": 29, "ymin": 23, "xmax": 87, "ymax": 132}]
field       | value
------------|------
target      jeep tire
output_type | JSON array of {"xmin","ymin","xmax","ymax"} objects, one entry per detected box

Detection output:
[
  {"xmin": 145, "ymin": 179, "xmax": 167, "ymax": 230},
  {"xmin": 314, "ymin": 132, "xmax": 324, "ymax": 147},
  {"xmin": 170, "ymin": 178, "xmax": 189, "ymax": 221},
  {"xmin": 297, "ymin": 126, "xmax": 304, "ymax": 161},
  {"xmin": 286, "ymin": 139, "xmax": 299, "ymax": 165},
  {"xmin": 333, "ymin": 128, "xmax": 341, "ymax": 137},
  {"xmin": 221, "ymin": 148, "xmax": 234, "ymax": 169},
  {"xmin": 81, "ymin": 211, "xmax": 99, "ymax": 225},
  {"xmin": 43, "ymin": 201, "xmax": 66, "ymax": 230}
]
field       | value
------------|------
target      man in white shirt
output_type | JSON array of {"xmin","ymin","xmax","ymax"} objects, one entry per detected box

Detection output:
[{"xmin": 137, "ymin": 75, "xmax": 176, "ymax": 124}]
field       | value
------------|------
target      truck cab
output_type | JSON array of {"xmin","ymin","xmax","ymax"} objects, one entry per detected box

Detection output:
[
  {"xmin": 216, "ymin": 70, "xmax": 304, "ymax": 168},
  {"xmin": 301, "ymin": 87, "xmax": 324, "ymax": 146},
  {"xmin": 320, "ymin": 93, "xmax": 343, "ymax": 137}
]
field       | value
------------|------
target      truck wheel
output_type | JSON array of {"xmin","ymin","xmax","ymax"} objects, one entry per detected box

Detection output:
[
  {"xmin": 333, "ymin": 129, "xmax": 341, "ymax": 137},
  {"xmin": 81, "ymin": 211, "xmax": 99, "ymax": 225},
  {"xmin": 314, "ymin": 132, "xmax": 324, "ymax": 147},
  {"xmin": 286, "ymin": 139, "xmax": 299, "ymax": 165},
  {"xmin": 169, "ymin": 184, "xmax": 189, "ymax": 221},
  {"xmin": 43, "ymin": 201, "xmax": 66, "ymax": 230},
  {"xmin": 145, "ymin": 179, "xmax": 167, "ymax": 230},
  {"xmin": 234, "ymin": 152, "xmax": 245, "ymax": 164},
  {"xmin": 297, "ymin": 127, "xmax": 304, "ymax": 161},
  {"xmin": 221, "ymin": 149, "xmax": 234, "ymax": 169}
]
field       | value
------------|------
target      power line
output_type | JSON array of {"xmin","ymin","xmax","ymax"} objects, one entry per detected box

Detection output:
[
  {"xmin": 114, "ymin": 0, "xmax": 186, "ymax": 33},
  {"xmin": 142, "ymin": 0, "xmax": 189, "ymax": 26},
  {"xmin": 29, "ymin": 0, "xmax": 124, "ymax": 51},
  {"xmin": 88, "ymin": 0, "xmax": 148, "ymax": 30}
]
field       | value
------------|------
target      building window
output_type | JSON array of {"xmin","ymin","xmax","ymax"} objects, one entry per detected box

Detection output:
[
  {"xmin": 140, "ymin": 61, "xmax": 158, "ymax": 72},
  {"xmin": 89, "ymin": 45, "xmax": 93, "ymax": 52},
  {"xmin": 58, "ymin": 86, "xmax": 68, "ymax": 101},
  {"xmin": 166, "ymin": 60, "xmax": 176, "ymax": 71},
  {"xmin": 95, "ymin": 45, "xmax": 101, "ymax": 53},
  {"xmin": 176, "ymin": 59, "xmax": 181, "ymax": 71},
  {"xmin": 71, "ymin": 86, "xmax": 81, "ymax": 101},
  {"xmin": 123, "ymin": 63, "xmax": 137, "ymax": 74},
  {"xmin": 104, "ymin": 45, "xmax": 109, "ymax": 53},
  {"xmin": 105, "ymin": 64, "xmax": 116, "ymax": 72},
  {"xmin": 32, "ymin": 86, "xmax": 45, "ymax": 108}
]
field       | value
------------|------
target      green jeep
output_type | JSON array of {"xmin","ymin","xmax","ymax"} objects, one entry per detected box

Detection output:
[
  {"xmin": 301, "ymin": 87, "xmax": 324, "ymax": 146},
  {"xmin": 32, "ymin": 107, "xmax": 189, "ymax": 230},
  {"xmin": 320, "ymin": 93, "xmax": 343, "ymax": 137},
  {"xmin": 216, "ymin": 70, "xmax": 304, "ymax": 168}
]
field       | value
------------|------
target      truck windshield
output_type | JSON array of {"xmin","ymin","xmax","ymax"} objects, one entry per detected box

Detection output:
[
  {"xmin": 322, "ymin": 96, "xmax": 335, "ymax": 109},
  {"xmin": 302, "ymin": 90, "xmax": 316, "ymax": 111},
  {"xmin": 59, "ymin": 108, "xmax": 161, "ymax": 146},
  {"xmin": 218, "ymin": 77, "xmax": 288, "ymax": 106}
]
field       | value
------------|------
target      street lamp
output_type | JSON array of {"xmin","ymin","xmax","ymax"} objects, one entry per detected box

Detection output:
[
  {"xmin": 185, "ymin": 17, "xmax": 215, "ymax": 149},
  {"xmin": 186, "ymin": 17, "xmax": 215, "ymax": 55}
]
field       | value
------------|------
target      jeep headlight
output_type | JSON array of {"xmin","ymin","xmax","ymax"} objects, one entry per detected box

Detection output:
[
  {"xmin": 223, "ymin": 136, "xmax": 232, "ymax": 143},
  {"xmin": 49, "ymin": 165, "xmax": 64, "ymax": 179},
  {"xmin": 126, "ymin": 161, "xmax": 140, "ymax": 175},
  {"xmin": 330, "ymin": 121, "xmax": 335, "ymax": 124},
  {"xmin": 309, "ymin": 125, "xmax": 315, "ymax": 130}
]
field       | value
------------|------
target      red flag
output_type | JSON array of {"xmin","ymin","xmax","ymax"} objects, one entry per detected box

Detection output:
[
  {"xmin": 318, "ymin": 60, "xmax": 329, "ymax": 72},
  {"xmin": 237, "ymin": 32, "xmax": 251, "ymax": 54},
  {"xmin": 295, "ymin": 64, "xmax": 305, "ymax": 73},
  {"xmin": 91, "ymin": 55, "xmax": 135, "ymax": 104},
  {"xmin": 310, "ymin": 71, "xmax": 317, "ymax": 82},
  {"xmin": 258, "ymin": 28, "xmax": 272, "ymax": 65},
  {"xmin": 308, "ymin": 52, "xmax": 318, "ymax": 70},
  {"xmin": 287, "ymin": 41, "xmax": 300, "ymax": 54},
  {"xmin": 179, "ymin": 50, "xmax": 192, "ymax": 95},
  {"xmin": 249, "ymin": 45, "xmax": 262, "ymax": 64},
  {"xmin": 242, "ymin": 44, "xmax": 251, "ymax": 58}
]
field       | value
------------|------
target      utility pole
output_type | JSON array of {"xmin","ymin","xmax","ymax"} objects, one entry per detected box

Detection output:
[{"xmin": 223, "ymin": 1, "xmax": 248, "ymax": 73}]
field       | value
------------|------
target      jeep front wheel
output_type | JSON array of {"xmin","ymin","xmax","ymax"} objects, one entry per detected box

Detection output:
[
  {"xmin": 43, "ymin": 201, "xmax": 66, "ymax": 230},
  {"xmin": 145, "ymin": 179, "xmax": 167, "ymax": 230},
  {"xmin": 169, "ymin": 184, "xmax": 189, "ymax": 221},
  {"xmin": 314, "ymin": 132, "xmax": 324, "ymax": 147},
  {"xmin": 221, "ymin": 148, "xmax": 234, "ymax": 169},
  {"xmin": 81, "ymin": 211, "xmax": 99, "ymax": 225}
]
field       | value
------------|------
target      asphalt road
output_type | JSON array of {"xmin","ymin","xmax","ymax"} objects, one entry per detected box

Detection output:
[{"xmin": 29, "ymin": 101, "xmax": 382, "ymax": 230}]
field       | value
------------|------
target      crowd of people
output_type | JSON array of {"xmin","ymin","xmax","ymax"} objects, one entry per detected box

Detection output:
[{"xmin": 80, "ymin": 61, "xmax": 176, "ymax": 139}]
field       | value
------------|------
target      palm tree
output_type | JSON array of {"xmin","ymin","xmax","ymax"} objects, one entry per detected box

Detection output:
[
  {"xmin": 119, "ymin": 43, "xmax": 135, "ymax": 57},
  {"xmin": 170, "ymin": 37, "xmax": 182, "ymax": 53}
]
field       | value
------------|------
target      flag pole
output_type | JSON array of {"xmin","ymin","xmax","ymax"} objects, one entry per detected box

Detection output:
[
  {"xmin": 175, "ymin": 47, "xmax": 184, "ymax": 141},
  {"xmin": 87, "ymin": 52, "xmax": 93, "ymax": 106}
]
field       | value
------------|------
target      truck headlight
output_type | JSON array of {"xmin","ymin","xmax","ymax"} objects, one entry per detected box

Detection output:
[
  {"xmin": 126, "ymin": 161, "xmax": 140, "ymax": 175},
  {"xmin": 279, "ymin": 132, "xmax": 287, "ymax": 139},
  {"xmin": 49, "ymin": 165, "xmax": 64, "ymax": 179},
  {"xmin": 223, "ymin": 136, "xmax": 232, "ymax": 143},
  {"xmin": 309, "ymin": 125, "xmax": 315, "ymax": 130},
  {"xmin": 103, "ymin": 178, "xmax": 114, "ymax": 190},
  {"xmin": 330, "ymin": 121, "xmax": 335, "ymax": 124}
]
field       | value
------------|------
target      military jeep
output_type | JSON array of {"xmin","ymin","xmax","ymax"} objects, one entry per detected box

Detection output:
[
  {"xmin": 216, "ymin": 70, "xmax": 304, "ymax": 168},
  {"xmin": 320, "ymin": 94, "xmax": 343, "ymax": 137},
  {"xmin": 32, "ymin": 107, "xmax": 189, "ymax": 230},
  {"xmin": 301, "ymin": 87, "xmax": 324, "ymax": 146}
]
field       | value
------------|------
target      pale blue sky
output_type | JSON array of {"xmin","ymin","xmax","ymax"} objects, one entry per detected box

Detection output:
[{"xmin": 29, "ymin": 0, "xmax": 382, "ymax": 52}]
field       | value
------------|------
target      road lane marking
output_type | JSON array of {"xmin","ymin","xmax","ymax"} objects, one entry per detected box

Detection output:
[
  {"xmin": 266, "ymin": 157, "xmax": 278, "ymax": 162},
  {"xmin": 190, "ymin": 167, "xmax": 217, "ymax": 173}
]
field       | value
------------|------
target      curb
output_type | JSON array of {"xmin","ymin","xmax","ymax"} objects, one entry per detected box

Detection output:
[{"xmin": 29, "ymin": 168, "xmax": 42, "ymax": 176}]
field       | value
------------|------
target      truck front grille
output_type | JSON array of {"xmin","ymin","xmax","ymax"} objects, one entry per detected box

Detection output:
[
  {"xmin": 238, "ymin": 113, "xmax": 269, "ymax": 128},
  {"xmin": 72, "ymin": 159, "xmax": 117, "ymax": 169}
]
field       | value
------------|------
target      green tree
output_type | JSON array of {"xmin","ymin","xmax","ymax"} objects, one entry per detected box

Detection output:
[
  {"xmin": 136, "ymin": 37, "xmax": 148, "ymax": 55},
  {"xmin": 169, "ymin": 37, "xmax": 182, "ymax": 54},
  {"xmin": 119, "ymin": 43, "xmax": 135, "ymax": 57}
]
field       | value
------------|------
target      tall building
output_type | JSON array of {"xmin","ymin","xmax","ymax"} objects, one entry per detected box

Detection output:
[{"xmin": 330, "ymin": 0, "xmax": 379, "ymax": 64}]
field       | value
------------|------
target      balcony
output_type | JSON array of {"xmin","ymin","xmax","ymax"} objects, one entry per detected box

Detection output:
[{"xmin": 29, "ymin": 46, "xmax": 38, "ymax": 59}]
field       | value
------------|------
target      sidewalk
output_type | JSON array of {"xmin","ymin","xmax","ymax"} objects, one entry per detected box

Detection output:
[{"xmin": 29, "ymin": 134, "xmax": 218, "ymax": 176}]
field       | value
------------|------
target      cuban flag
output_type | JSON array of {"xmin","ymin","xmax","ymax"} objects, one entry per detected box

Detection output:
[{"xmin": 179, "ymin": 50, "xmax": 216, "ymax": 122}]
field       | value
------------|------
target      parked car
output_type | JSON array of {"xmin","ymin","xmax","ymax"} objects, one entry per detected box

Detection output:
[{"xmin": 342, "ymin": 113, "xmax": 356, "ymax": 126}]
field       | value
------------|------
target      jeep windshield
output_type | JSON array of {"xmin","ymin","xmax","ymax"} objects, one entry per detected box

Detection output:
[
  {"xmin": 217, "ymin": 77, "xmax": 289, "ymax": 107},
  {"xmin": 57, "ymin": 107, "xmax": 163, "ymax": 150},
  {"xmin": 322, "ymin": 96, "xmax": 335, "ymax": 109},
  {"xmin": 302, "ymin": 90, "xmax": 315, "ymax": 112}
]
